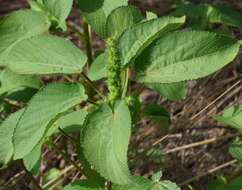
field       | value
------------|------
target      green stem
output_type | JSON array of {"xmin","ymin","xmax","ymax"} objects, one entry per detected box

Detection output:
[
  {"xmin": 64, "ymin": 75, "xmax": 74, "ymax": 83},
  {"xmin": 48, "ymin": 141, "xmax": 82, "ymax": 172},
  {"xmin": 83, "ymin": 19, "xmax": 93, "ymax": 70},
  {"xmin": 122, "ymin": 68, "xmax": 129, "ymax": 98},
  {"xmin": 67, "ymin": 21, "xmax": 85, "ymax": 40},
  {"xmin": 19, "ymin": 160, "xmax": 42, "ymax": 190},
  {"xmin": 58, "ymin": 127, "xmax": 77, "ymax": 146},
  {"xmin": 80, "ymin": 73, "xmax": 105, "ymax": 100},
  {"xmin": 134, "ymin": 84, "xmax": 145, "ymax": 96}
]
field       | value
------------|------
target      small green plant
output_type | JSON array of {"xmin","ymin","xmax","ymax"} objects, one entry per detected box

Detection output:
[{"xmin": 0, "ymin": 0, "xmax": 242, "ymax": 189}]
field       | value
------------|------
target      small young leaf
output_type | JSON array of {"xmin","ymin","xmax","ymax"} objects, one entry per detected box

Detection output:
[
  {"xmin": 112, "ymin": 177, "xmax": 151, "ymax": 190},
  {"xmin": 146, "ymin": 12, "xmax": 158, "ymax": 20},
  {"xmin": 135, "ymin": 31, "xmax": 240, "ymax": 83},
  {"xmin": 43, "ymin": 168, "xmax": 61, "ymax": 185},
  {"xmin": 118, "ymin": 16, "xmax": 186, "ymax": 67},
  {"xmin": 0, "ymin": 69, "xmax": 42, "ymax": 95},
  {"xmin": 112, "ymin": 177, "xmax": 180, "ymax": 190},
  {"xmin": 13, "ymin": 83, "xmax": 87, "ymax": 159},
  {"xmin": 7, "ymin": 35, "xmax": 87, "ymax": 75},
  {"xmin": 229, "ymin": 139, "xmax": 242, "ymax": 163},
  {"xmin": 153, "ymin": 180, "xmax": 180, "ymax": 190},
  {"xmin": 23, "ymin": 143, "xmax": 42, "ymax": 175},
  {"xmin": 78, "ymin": 0, "xmax": 128, "ymax": 37},
  {"xmin": 214, "ymin": 105, "xmax": 242, "ymax": 132},
  {"xmin": 41, "ymin": 0, "xmax": 74, "ymax": 30},
  {"xmin": 106, "ymin": 6, "xmax": 144, "ymax": 37},
  {"xmin": 29, "ymin": 0, "xmax": 73, "ymax": 30},
  {"xmin": 63, "ymin": 180, "xmax": 104, "ymax": 190},
  {"xmin": 146, "ymin": 82, "xmax": 187, "ymax": 101},
  {"xmin": 0, "ymin": 109, "xmax": 24, "ymax": 167},
  {"xmin": 88, "ymin": 52, "xmax": 108, "ymax": 81},
  {"xmin": 151, "ymin": 171, "xmax": 162, "ymax": 182},
  {"xmin": 0, "ymin": 10, "xmax": 50, "ymax": 65},
  {"xmin": 82, "ymin": 100, "xmax": 132, "ymax": 185}
]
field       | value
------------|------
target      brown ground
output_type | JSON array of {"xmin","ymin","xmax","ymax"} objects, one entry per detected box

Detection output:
[{"xmin": 0, "ymin": 0, "xmax": 242, "ymax": 190}]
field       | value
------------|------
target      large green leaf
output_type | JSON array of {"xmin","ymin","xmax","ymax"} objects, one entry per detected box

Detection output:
[
  {"xmin": 135, "ymin": 31, "xmax": 240, "ymax": 84},
  {"xmin": 78, "ymin": 0, "xmax": 128, "ymax": 37},
  {"xmin": 13, "ymin": 83, "xmax": 87, "ymax": 159},
  {"xmin": 0, "ymin": 10, "xmax": 50, "ymax": 65},
  {"xmin": 63, "ymin": 180, "xmax": 104, "ymax": 190},
  {"xmin": 174, "ymin": 3, "xmax": 242, "ymax": 29},
  {"xmin": 146, "ymin": 82, "xmax": 187, "ymax": 101},
  {"xmin": 6, "ymin": 35, "xmax": 87, "ymax": 75},
  {"xmin": 229, "ymin": 139, "xmax": 242, "ymax": 163},
  {"xmin": 214, "ymin": 105, "xmax": 242, "ymax": 132},
  {"xmin": 88, "ymin": 52, "xmax": 108, "ymax": 81},
  {"xmin": 0, "ymin": 109, "xmax": 24, "ymax": 167},
  {"xmin": 0, "ymin": 69, "xmax": 42, "ymax": 95},
  {"xmin": 226, "ymin": 175, "xmax": 242, "ymax": 190},
  {"xmin": 23, "ymin": 143, "xmax": 42, "ymax": 175},
  {"xmin": 118, "ymin": 16, "xmax": 186, "ymax": 67},
  {"xmin": 106, "ymin": 6, "xmax": 143, "ymax": 38},
  {"xmin": 82, "ymin": 100, "xmax": 132, "ymax": 184},
  {"xmin": 28, "ymin": 0, "xmax": 74, "ymax": 30}
]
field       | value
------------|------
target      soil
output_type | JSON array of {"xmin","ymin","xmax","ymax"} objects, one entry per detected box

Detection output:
[{"xmin": 0, "ymin": 0, "xmax": 242, "ymax": 190}]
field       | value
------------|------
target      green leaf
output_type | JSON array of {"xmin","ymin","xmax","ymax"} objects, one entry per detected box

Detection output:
[
  {"xmin": 214, "ymin": 105, "xmax": 242, "ymax": 132},
  {"xmin": 207, "ymin": 176, "xmax": 227, "ymax": 190},
  {"xmin": 151, "ymin": 171, "xmax": 162, "ymax": 182},
  {"xmin": 6, "ymin": 88, "xmax": 38, "ymax": 103},
  {"xmin": 143, "ymin": 104, "xmax": 170, "ymax": 129},
  {"xmin": 112, "ymin": 178, "xmax": 180, "ymax": 190},
  {"xmin": 63, "ymin": 180, "xmax": 104, "ymax": 190},
  {"xmin": 28, "ymin": 0, "xmax": 73, "ymax": 30},
  {"xmin": 78, "ymin": 0, "xmax": 128, "ymax": 37},
  {"xmin": 0, "ymin": 10, "xmax": 50, "ymax": 65},
  {"xmin": 43, "ymin": 168, "xmax": 61, "ymax": 185},
  {"xmin": 118, "ymin": 16, "xmax": 186, "ymax": 67},
  {"xmin": 226, "ymin": 175, "xmax": 242, "ymax": 190},
  {"xmin": 88, "ymin": 52, "xmax": 108, "ymax": 81},
  {"xmin": 82, "ymin": 100, "xmax": 132, "ymax": 184},
  {"xmin": 136, "ymin": 31, "xmax": 240, "ymax": 84},
  {"xmin": 58, "ymin": 109, "xmax": 88, "ymax": 133},
  {"xmin": 146, "ymin": 82, "xmax": 187, "ymax": 101},
  {"xmin": 42, "ymin": 0, "xmax": 73, "ymax": 30},
  {"xmin": 28, "ymin": 0, "xmax": 45, "ymax": 12},
  {"xmin": 229, "ymin": 139, "xmax": 242, "ymax": 163},
  {"xmin": 106, "ymin": 6, "xmax": 143, "ymax": 37},
  {"xmin": 23, "ymin": 143, "xmax": 42, "ymax": 175},
  {"xmin": 151, "ymin": 180, "xmax": 180, "ymax": 190},
  {"xmin": 77, "ymin": 147, "xmax": 106, "ymax": 186},
  {"xmin": 174, "ymin": 3, "xmax": 242, "ymax": 29},
  {"xmin": 0, "ymin": 109, "xmax": 24, "ymax": 167},
  {"xmin": 146, "ymin": 12, "xmax": 158, "ymax": 20},
  {"xmin": 6, "ymin": 35, "xmax": 87, "ymax": 75},
  {"xmin": 0, "ymin": 69, "xmax": 42, "ymax": 95},
  {"xmin": 13, "ymin": 83, "xmax": 87, "ymax": 159}
]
